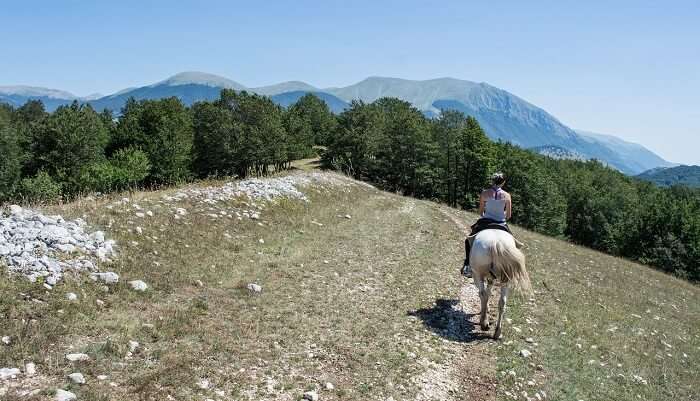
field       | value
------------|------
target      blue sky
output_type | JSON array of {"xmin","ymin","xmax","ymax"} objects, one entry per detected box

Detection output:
[{"xmin": 2, "ymin": 0, "xmax": 699, "ymax": 164}]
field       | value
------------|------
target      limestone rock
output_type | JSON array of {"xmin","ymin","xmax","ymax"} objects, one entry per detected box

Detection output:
[
  {"xmin": 55, "ymin": 389, "xmax": 76, "ymax": 401},
  {"xmin": 65, "ymin": 353, "xmax": 90, "ymax": 362},
  {"xmin": 68, "ymin": 372, "xmax": 85, "ymax": 384},
  {"xmin": 129, "ymin": 280, "xmax": 148, "ymax": 291},
  {"xmin": 247, "ymin": 283, "xmax": 262, "ymax": 293}
]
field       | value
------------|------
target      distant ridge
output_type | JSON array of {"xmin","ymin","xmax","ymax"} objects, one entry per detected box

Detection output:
[
  {"xmin": 0, "ymin": 72, "xmax": 674, "ymax": 174},
  {"xmin": 636, "ymin": 165, "xmax": 700, "ymax": 187}
]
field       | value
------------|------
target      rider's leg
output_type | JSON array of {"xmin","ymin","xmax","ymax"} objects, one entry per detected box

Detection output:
[{"xmin": 462, "ymin": 221, "xmax": 484, "ymax": 277}]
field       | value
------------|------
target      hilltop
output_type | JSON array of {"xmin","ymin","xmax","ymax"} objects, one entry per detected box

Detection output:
[
  {"xmin": 637, "ymin": 165, "xmax": 700, "ymax": 187},
  {"xmin": 0, "ymin": 72, "xmax": 673, "ymax": 175},
  {"xmin": 1, "ymin": 169, "xmax": 697, "ymax": 400}
]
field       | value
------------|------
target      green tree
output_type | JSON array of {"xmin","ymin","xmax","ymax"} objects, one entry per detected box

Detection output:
[
  {"xmin": 288, "ymin": 93, "xmax": 338, "ymax": 146},
  {"xmin": 0, "ymin": 118, "xmax": 22, "ymax": 200},
  {"xmin": 192, "ymin": 100, "xmax": 241, "ymax": 177},
  {"xmin": 114, "ymin": 97, "xmax": 193, "ymax": 184},
  {"xmin": 321, "ymin": 100, "xmax": 384, "ymax": 179},
  {"xmin": 30, "ymin": 101, "xmax": 109, "ymax": 194}
]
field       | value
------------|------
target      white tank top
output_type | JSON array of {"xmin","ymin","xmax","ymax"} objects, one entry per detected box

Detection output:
[{"xmin": 483, "ymin": 187, "xmax": 507, "ymax": 223}]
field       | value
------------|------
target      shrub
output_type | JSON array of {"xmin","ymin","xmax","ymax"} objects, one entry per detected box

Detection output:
[
  {"xmin": 20, "ymin": 171, "xmax": 62, "ymax": 203},
  {"xmin": 78, "ymin": 148, "xmax": 150, "ymax": 193}
]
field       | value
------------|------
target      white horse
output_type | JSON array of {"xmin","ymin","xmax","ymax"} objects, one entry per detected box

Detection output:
[{"xmin": 469, "ymin": 229, "xmax": 531, "ymax": 339}]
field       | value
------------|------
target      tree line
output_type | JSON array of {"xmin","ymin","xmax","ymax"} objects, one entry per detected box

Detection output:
[{"xmin": 0, "ymin": 92, "xmax": 697, "ymax": 281}]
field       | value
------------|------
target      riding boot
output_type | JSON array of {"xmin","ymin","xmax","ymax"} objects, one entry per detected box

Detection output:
[{"xmin": 462, "ymin": 237, "xmax": 473, "ymax": 277}]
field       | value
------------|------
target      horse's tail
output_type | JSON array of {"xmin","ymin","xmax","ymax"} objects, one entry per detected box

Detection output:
[{"xmin": 490, "ymin": 239, "xmax": 532, "ymax": 295}]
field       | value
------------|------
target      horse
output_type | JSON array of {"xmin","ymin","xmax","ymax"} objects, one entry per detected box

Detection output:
[{"xmin": 469, "ymin": 229, "xmax": 532, "ymax": 339}]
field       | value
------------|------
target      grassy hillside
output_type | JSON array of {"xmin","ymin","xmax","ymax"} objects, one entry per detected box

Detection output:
[{"xmin": 1, "ymin": 171, "xmax": 698, "ymax": 400}]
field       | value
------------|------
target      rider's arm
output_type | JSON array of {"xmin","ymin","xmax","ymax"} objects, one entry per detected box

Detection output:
[
  {"xmin": 505, "ymin": 195, "xmax": 512, "ymax": 220},
  {"xmin": 478, "ymin": 191, "xmax": 486, "ymax": 216}
]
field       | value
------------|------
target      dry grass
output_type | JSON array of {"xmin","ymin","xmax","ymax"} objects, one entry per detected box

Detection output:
[
  {"xmin": 1, "ymin": 174, "xmax": 484, "ymax": 400},
  {"xmin": 1, "ymin": 171, "xmax": 698, "ymax": 401}
]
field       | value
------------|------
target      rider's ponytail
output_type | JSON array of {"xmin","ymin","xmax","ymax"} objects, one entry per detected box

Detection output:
[{"xmin": 491, "ymin": 172, "xmax": 506, "ymax": 186}]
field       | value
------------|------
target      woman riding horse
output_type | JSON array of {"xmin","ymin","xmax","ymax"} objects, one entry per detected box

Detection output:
[{"xmin": 462, "ymin": 173, "xmax": 514, "ymax": 278}]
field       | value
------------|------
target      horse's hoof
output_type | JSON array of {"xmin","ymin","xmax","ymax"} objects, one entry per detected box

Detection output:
[
  {"xmin": 493, "ymin": 329, "xmax": 502, "ymax": 340},
  {"xmin": 480, "ymin": 323, "xmax": 490, "ymax": 331}
]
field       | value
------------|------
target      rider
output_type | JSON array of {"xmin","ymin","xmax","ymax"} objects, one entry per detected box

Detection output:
[{"xmin": 461, "ymin": 172, "xmax": 514, "ymax": 277}]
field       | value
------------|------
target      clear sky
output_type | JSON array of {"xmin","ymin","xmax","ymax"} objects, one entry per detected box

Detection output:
[{"xmin": 2, "ymin": 0, "xmax": 699, "ymax": 164}]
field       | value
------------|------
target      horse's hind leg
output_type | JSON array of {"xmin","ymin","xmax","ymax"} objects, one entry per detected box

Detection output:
[
  {"xmin": 477, "ymin": 277, "xmax": 490, "ymax": 331},
  {"xmin": 494, "ymin": 286, "xmax": 509, "ymax": 340}
]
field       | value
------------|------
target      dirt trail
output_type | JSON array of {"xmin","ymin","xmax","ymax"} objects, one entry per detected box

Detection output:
[{"xmin": 411, "ymin": 204, "xmax": 496, "ymax": 401}]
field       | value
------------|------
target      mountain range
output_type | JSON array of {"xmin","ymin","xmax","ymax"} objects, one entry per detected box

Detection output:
[{"xmin": 0, "ymin": 71, "xmax": 675, "ymax": 174}]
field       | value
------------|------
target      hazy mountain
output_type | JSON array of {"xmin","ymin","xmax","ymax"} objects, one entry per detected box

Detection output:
[
  {"xmin": 252, "ymin": 81, "xmax": 319, "ymax": 96},
  {"xmin": 636, "ymin": 165, "xmax": 700, "ymax": 187},
  {"xmin": 86, "ymin": 72, "xmax": 246, "ymax": 112},
  {"xmin": 154, "ymin": 71, "xmax": 245, "ymax": 90},
  {"xmin": 0, "ymin": 72, "xmax": 675, "ymax": 174},
  {"xmin": 0, "ymin": 85, "xmax": 77, "ymax": 110}
]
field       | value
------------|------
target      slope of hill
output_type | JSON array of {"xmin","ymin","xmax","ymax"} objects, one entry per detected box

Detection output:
[
  {"xmin": 1, "ymin": 72, "xmax": 673, "ymax": 174},
  {"xmin": 1, "ymin": 169, "xmax": 697, "ymax": 400},
  {"xmin": 637, "ymin": 165, "xmax": 700, "ymax": 187},
  {"xmin": 576, "ymin": 130, "xmax": 676, "ymax": 173}
]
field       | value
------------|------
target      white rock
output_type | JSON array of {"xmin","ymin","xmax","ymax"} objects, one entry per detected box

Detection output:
[
  {"xmin": 9, "ymin": 205, "xmax": 23, "ymax": 215},
  {"xmin": 66, "ymin": 292, "xmax": 78, "ymax": 301},
  {"xmin": 65, "ymin": 353, "xmax": 90, "ymax": 362},
  {"xmin": 25, "ymin": 362, "xmax": 36, "ymax": 376},
  {"xmin": 90, "ymin": 272, "xmax": 119, "ymax": 284},
  {"xmin": 520, "ymin": 349, "xmax": 532, "ymax": 358},
  {"xmin": 196, "ymin": 378, "xmax": 210, "ymax": 389},
  {"xmin": 0, "ymin": 367, "xmax": 20, "ymax": 380},
  {"xmin": 344, "ymin": 214, "xmax": 351, "ymax": 219},
  {"xmin": 68, "ymin": 372, "xmax": 85, "ymax": 384},
  {"xmin": 247, "ymin": 283, "xmax": 262, "ymax": 293},
  {"xmin": 136, "ymin": 227, "xmax": 143, "ymax": 235},
  {"xmin": 1, "ymin": 336, "xmax": 10, "ymax": 345},
  {"xmin": 303, "ymin": 390, "xmax": 319, "ymax": 401},
  {"xmin": 129, "ymin": 280, "xmax": 148, "ymax": 291},
  {"xmin": 325, "ymin": 382, "xmax": 335, "ymax": 391},
  {"xmin": 128, "ymin": 341, "xmax": 140, "ymax": 352},
  {"xmin": 55, "ymin": 389, "xmax": 77, "ymax": 401},
  {"xmin": 258, "ymin": 238, "xmax": 265, "ymax": 244},
  {"xmin": 97, "ymin": 375, "xmax": 108, "ymax": 380}
]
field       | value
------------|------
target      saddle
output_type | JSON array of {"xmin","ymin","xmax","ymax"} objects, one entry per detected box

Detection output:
[{"xmin": 467, "ymin": 225, "xmax": 525, "ymax": 248}]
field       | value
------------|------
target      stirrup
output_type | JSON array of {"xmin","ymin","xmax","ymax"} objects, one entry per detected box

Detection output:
[{"xmin": 461, "ymin": 261, "xmax": 472, "ymax": 278}]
